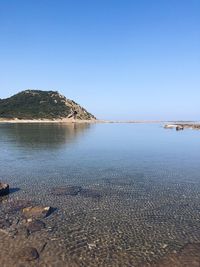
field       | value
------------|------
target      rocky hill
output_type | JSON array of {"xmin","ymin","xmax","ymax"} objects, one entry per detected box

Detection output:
[{"xmin": 0, "ymin": 90, "xmax": 96, "ymax": 120}]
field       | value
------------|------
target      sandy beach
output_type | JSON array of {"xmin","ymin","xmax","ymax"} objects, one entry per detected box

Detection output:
[
  {"xmin": 0, "ymin": 118, "xmax": 98, "ymax": 124},
  {"xmin": 0, "ymin": 118, "xmax": 168, "ymax": 124}
]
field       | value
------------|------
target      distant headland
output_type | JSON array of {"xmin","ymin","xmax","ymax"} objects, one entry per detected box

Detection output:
[
  {"xmin": 0, "ymin": 90, "xmax": 96, "ymax": 122},
  {"xmin": 0, "ymin": 90, "xmax": 199, "ymax": 126}
]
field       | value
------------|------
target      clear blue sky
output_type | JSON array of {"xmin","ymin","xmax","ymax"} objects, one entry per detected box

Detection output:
[{"xmin": 0, "ymin": 0, "xmax": 199, "ymax": 120}]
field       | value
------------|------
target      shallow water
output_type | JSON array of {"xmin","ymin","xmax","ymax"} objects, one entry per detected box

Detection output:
[{"xmin": 0, "ymin": 123, "xmax": 200, "ymax": 266}]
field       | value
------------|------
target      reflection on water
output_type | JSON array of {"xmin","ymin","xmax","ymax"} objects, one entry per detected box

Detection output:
[
  {"xmin": 0, "ymin": 123, "xmax": 92, "ymax": 149},
  {"xmin": 0, "ymin": 123, "xmax": 200, "ymax": 267}
]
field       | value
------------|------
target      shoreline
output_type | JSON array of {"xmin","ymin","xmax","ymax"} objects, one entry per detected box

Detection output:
[
  {"xmin": 0, "ymin": 118, "xmax": 198, "ymax": 124},
  {"xmin": 0, "ymin": 118, "xmax": 99, "ymax": 124}
]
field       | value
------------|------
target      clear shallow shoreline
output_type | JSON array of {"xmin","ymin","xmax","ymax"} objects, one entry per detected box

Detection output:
[{"xmin": 0, "ymin": 123, "xmax": 200, "ymax": 266}]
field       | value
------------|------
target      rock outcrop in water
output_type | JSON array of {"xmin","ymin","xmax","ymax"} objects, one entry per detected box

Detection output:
[
  {"xmin": 0, "ymin": 90, "xmax": 96, "ymax": 120},
  {"xmin": 164, "ymin": 123, "xmax": 200, "ymax": 131}
]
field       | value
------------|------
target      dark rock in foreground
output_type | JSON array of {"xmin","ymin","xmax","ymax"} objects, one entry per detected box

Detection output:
[
  {"xmin": 0, "ymin": 183, "xmax": 9, "ymax": 196},
  {"xmin": 14, "ymin": 247, "xmax": 39, "ymax": 262}
]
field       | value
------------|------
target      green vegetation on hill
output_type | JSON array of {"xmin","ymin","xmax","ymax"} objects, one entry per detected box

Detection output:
[{"xmin": 0, "ymin": 90, "xmax": 96, "ymax": 120}]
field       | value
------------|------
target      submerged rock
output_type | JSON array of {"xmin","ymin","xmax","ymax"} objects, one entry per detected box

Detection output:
[
  {"xmin": 51, "ymin": 185, "xmax": 82, "ymax": 196},
  {"xmin": 22, "ymin": 206, "xmax": 52, "ymax": 219},
  {"xmin": 15, "ymin": 247, "xmax": 39, "ymax": 261},
  {"xmin": 0, "ymin": 219, "xmax": 11, "ymax": 229},
  {"xmin": 8, "ymin": 199, "xmax": 35, "ymax": 212},
  {"xmin": 79, "ymin": 189, "xmax": 102, "ymax": 199},
  {"xmin": 0, "ymin": 183, "xmax": 9, "ymax": 196},
  {"xmin": 26, "ymin": 219, "xmax": 46, "ymax": 233},
  {"xmin": 51, "ymin": 185, "xmax": 103, "ymax": 200},
  {"xmin": 142, "ymin": 243, "xmax": 200, "ymax": 267}
]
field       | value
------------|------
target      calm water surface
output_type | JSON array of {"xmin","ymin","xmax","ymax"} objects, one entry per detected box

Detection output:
[{"xmin": 0, "ymin": 123, "xmax": 200, "ymax": 266}]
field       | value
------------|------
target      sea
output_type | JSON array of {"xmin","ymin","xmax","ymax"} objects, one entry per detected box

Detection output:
[{"xmin": 0, "ymin": 122, "xmax": 200, "ymax": 266}]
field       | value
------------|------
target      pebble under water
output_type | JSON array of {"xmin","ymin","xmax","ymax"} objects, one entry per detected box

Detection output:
[{"xmin": 0, "ymin": 123, "xmax": 200, "ymax": 267}]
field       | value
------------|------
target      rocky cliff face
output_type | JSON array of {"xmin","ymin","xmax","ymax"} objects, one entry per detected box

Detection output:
[{"xmin": 0, "ymin": 90, "xmax": 96, "ymax": 120}]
